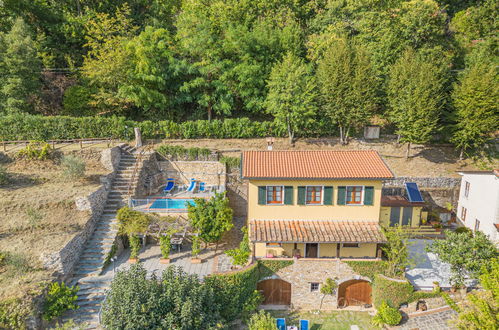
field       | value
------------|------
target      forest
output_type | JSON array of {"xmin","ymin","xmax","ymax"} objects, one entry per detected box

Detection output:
[{"xmin": 0, "ymin": 0, "xmax": 497, "ymax": 156}]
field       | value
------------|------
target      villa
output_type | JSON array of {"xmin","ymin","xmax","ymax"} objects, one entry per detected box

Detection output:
[{"xmin": 242, "ymin": 150, "xmax": 394, "ymax": 260}]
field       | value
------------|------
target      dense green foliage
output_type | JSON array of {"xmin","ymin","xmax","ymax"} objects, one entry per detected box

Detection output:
[
  {"xmin": 156, "ymin": 145, "xmax": 212, "ymax": 161},
  {"xmin": 372, "ymin": 301, "xmax": 403, "ymax": 327},
  {"xmin": 225, "ymin": 227, "xmax": 252, "ymax": 266},
  {"xmin": 426, "ymin": 231, "xmax": 498, "ymax": 286},
  {"xmin": 381, "ymin": 226, "xmax": 412, "ymax": 278},
  {"xmin": 102, "ymin": 265, "xmax": 224, "ymax": 329},
  {"xmin": 248, "ymin": 310, "xmax": 276, "ymax": 330},
  {"xmin": 16, "ymin": 141, "xmax": 52, "ymax": 160},
  {"xmin": 102, "ymin": 261, "xmax": 292, "ymax": 328},
  {"xmin": 187, "ymin": 193, "xmax": 233, "ymax": 248},
  {"xmin": 0, "ymin": 0, "xmax": 496, "ymax": 154},
  {"xmin": 372, "ymin": 275, "xmax": 414, "ymax": 308},
  {"xmin": 0, "ymin": 298, "xmax": 32, "ymax": 330},
  {"xmin": 343, "ymin": 261, "xmax": 389, "ymax": 280},
  {"xmin": 42, "ymin": 282, "xmax": 79, "ymax": 321},
  {"xmin": 117, "ymin": 206, "xmax": 152, "ymax": 259}
]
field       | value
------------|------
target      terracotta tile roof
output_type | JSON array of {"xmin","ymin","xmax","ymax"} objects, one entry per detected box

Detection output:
[
  {"xmin": 381, "ymin": 195, "xmax": 425, "ymax": 207},
  {"xmin": 249, "ymin": 219, "xmax": 386, "ymax": 243},
  {"xmin": 242, "ymin": 150, "xmax": 393, "ymax": 179}
]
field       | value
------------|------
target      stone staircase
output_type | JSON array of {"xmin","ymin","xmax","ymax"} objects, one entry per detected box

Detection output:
[{"xmin": 62, "ymin": 144, "xmax": 143, "ymax": 328}]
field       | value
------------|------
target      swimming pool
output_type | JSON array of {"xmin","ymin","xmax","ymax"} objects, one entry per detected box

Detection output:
[{"xmin": 149, "ymin": 198, "xmax": 195, "ymax": 210}]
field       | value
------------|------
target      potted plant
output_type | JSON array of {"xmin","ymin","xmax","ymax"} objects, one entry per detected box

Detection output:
[
  {"xmin": 159, "ymin": 229, "xmax": 177, "ymax": 264},
  {"xmin": 128, "ymin": 235, "xmax": 141, "ymax": 263},
  {"xmin": 191, "ymin": 235, "xmax": 202, "ymax": 264}
]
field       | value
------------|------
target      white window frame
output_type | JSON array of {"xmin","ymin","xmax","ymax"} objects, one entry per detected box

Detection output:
[
  {"xmin": 310, "ymin": 282, "xmax": 320, "ymax": 292},
  {"xmin": 305, "ymin": 185, "xmax": 324, "ymax": 205},
  {"xmin": 464, "ymin": 181, "xmax": 470, "ymax": 198},
  {"xmin": 265, "ymin": 185, "xmax": 284, "ymax": 205},
  {"xmin": 345, "ymin": 185, "xmax": 365, "ymax": 206}
]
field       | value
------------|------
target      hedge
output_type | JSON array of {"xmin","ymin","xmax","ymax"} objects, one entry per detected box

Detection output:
[
  {"xmin": 205, "ymin": 260, "xmax": 293, "ymax": 321},
  {"xmin": 344, "ymin": 260, "xmax": 390, "ymax": 281},
  {"xmin": 0, "ymin": 115, "xmax": 295, "ymax": 140}
]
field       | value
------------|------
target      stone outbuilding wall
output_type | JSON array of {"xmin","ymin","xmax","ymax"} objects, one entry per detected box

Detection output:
[
  {"xmin": 262, "ymin": 259, "xmax": 371, "ymax": 310},
  {"xmin": 155, "ymin": 160, "xmax": 226, "ymax": 191}
]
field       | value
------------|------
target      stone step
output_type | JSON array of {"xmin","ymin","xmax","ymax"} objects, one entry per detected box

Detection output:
[
  {"xmin": 76, "ymin": 263, "xmax": 103, "ymax": 270},
  {"xmin": 77, "ymin": 282, "xmax": 110, "ymax": 291},
  {"xmin": 78, "ymin": 259, "xmax": 105, "ymax": 266},
  {"xmin": 79, "ymin": 254, "xmax": 105, "ymax": 261},
  {"xmin": 77, "ymin": 293, "xmax": 107, "ymax": 302},
  {"xmin": 73, "ymin": 269, "xmax": 101, "ymax": 277},
  {"xmin": 83, "ymin": 247, "xmax": 112, "ymax": 254},
  {"xmin": 87, "ymin": 238, "xmax": 114, "ymax": 245}
]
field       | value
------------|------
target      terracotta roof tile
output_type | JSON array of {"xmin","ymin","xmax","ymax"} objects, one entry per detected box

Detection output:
[
  {"xmin": 249, "ymin": 219, "xmax": 386, "ymax": 243},
  {"xmin": 242, "ymin": 150, "xmax": 393, "ymax": 179}
]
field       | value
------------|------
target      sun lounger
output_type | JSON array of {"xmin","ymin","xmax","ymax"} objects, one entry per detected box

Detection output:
[
  {"xmin": 299, "ymin": 319, "xmax": 309, "ymax": 330},
  {"xmin": 276, "ymin": 318, "xmax": 286, "ymax": 330},
  {"xmin": 163, "ymin": 178, "xmax": 175, "ymax": 194},
  {"xmin": 186, "ymin": 178, "xmax": 197, "ymax": 192},
  {"xmin": 199, "ymin": 182, "xmax": 206, "ymax": 192}
]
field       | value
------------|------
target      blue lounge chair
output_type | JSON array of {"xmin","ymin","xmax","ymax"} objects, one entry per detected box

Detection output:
[
  {"xmin": 276, "ymin": 318, "xmax": 286, "ymax": 330},
  {"xmin": 300, "ymin": 319, "xmax": 309, "ymax": 330},
  {"xmin": 163, "ymin": 178, "xmax": 175, "ymax": 194},
  {"xmin": 199, "ymin": 182, "xmax": 206, "ymax": 192},
  {"xmin": 186, "ymin": 179, "xmax": 197, "ymax": 192}
]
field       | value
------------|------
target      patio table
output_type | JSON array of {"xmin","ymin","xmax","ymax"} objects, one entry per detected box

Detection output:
[{"xmin": 171, "ymin": 236, "xmax": 184, "ymax": 252}]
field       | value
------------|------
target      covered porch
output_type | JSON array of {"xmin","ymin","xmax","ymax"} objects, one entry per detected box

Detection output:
[{"xmin": 249, "ymin": 219, "xmax": 386, "ymax": 259}]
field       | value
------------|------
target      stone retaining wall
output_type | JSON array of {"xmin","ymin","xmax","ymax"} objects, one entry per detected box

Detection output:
[
  {"xmin": 39, "ymin": 147, "xmax": 120, "ymax": 278},
  {"xmin": 383, "ymin": 177, "xmax": 461, "ymax": 209}
]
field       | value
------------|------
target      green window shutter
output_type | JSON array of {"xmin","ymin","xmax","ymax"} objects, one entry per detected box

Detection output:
[
  {"xmin": 258, "ymin": 186, "xmax": 266, "ymax": 205},
  {"xmin": 323, "ymin": 186, "xmax": 333, "ymax": 205},
  {"xmin": 337, "ymin": 186, "xmax": 346, "ymax": 205},
  {"xmin": 284, "ymin": 186, "xmax": 294, "ymax": 205},
  {"xmin": 364, "ymin": 186, "xmax": 374, "ymax": 205},
  {"xmin": 297, "ymin": 186, "xmax": 306, "ymax": 205}
]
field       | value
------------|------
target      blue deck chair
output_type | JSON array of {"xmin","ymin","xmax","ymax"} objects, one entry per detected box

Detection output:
[
  {"xmin": 198, "ymin": 182, "xmax": 206, "ymax": 192},
  {"xmin": 299, "ymin": 319, "xmax": 309, "ymax": 330},
  {"xmin": 186, "ymin": 178, "xmax": 197, "ymax": 192},
  {"xmin": 276, "ymin": 318, "xmax": 286, "ymax": 330},
  {"xmin": 163, "ymin": 178, "xmax": 175, "ymax": 194}
]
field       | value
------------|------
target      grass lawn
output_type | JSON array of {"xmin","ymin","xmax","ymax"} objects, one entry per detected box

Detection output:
[{"xmin": 267, "ymin": 310, "xmax": 375, "ymax": 330}]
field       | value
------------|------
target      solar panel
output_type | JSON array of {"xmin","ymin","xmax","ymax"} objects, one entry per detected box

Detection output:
[{"xmin": 405, "ymin": 182, "xmax": 424, "ymax": 202}]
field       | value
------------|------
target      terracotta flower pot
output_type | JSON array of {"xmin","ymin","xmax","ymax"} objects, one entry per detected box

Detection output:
[
  {"xmin": 129, "ymin": 258, "xmax": 139, "ymax": 264},
  {"xmin": 191, "ymin": 257, "xmax": 202, "ymax": 264},
  {"xmin": 160, "ymin": 258, "xmax": 171, "ymax": 264}
]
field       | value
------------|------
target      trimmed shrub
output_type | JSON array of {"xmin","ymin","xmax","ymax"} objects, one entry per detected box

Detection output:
[
  {"xmin": 372, "ymin": 300, "xmax": 402, "ymax": 327},
  {"xmin": 42, "ymin": 282, "xmax": 79, "ymax": 321},
  {"xmin": 17, "ymin": 141, "xmax": 51, "ymax": 160},
  {"xmin": 455, "ymin": 226, "xmax": 473, "ymax": 235},
  {"xmin": 220, "ymin": 155, "xmax": 240, "ymax": 172},
  {"xmin": 248, "ymin": 310, "xmax": 276, "ymax": 330},
  {"xmin": 61, "ymin": 155, "xmax": 86, "ymax": 180},
  {"xmin": 156, "ymin": 145, "xmax": 212, "ymax": 161},
  {"xmin": 344, "ymin": 260, "xmax": 390, "ymax": 281},
  {"xmin": 372, "ymin": 274, "xmax": 414, "ymax": 308}
]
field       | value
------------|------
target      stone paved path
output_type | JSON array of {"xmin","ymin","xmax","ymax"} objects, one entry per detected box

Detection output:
[{"xmin": 397, "ymin": 307, "xmax": 458, "ymax": 330}]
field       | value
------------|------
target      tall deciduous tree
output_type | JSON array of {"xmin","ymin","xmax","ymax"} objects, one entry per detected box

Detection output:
[
  {"xmin": 0, "ymin": 18, "xmax": 41, "ymax": 114},
  {"xmin": 387, "ymin": 48, "xmax": 447, "ymax": 158},
  {"xmin": 316, "ymin": 38, "xmax": 379, "ymax": 144},
  {"xmin": 265, "ymin": 52, "xmax": 318, "ymax": 145},
  {"xmin": 187, "ymin": 192, "xmax": 233, "ymax": 251},
  {"xmin": 451, "ymin": 61, "xmax": 498, "ymax": 159},
  {"xmin": 427, "ymin": 231, "xmax": 498, "ymax": 287}
]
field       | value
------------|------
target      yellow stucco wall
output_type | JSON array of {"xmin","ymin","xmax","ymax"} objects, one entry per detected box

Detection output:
[
  {"xmin": 247, "ymin": 179, "xmax": 383, "ymax": 221},
  {"xmin": 380, "ymin": 206, "xmax": 422, "ymax": 227},
  {"xmin": 339, "ymin": 243, "xmax": 377, "ymax": 258},
  {"xmin": 253, "ymin": 242, "xmax": 377, "ymax": 258}
]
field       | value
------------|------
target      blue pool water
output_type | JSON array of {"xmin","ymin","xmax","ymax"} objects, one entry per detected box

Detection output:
[{"xmin": 149, "ymin": 198, "xmax": 194, "ymax": 210}]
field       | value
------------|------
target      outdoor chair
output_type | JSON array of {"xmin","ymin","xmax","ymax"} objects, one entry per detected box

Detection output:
[
  {"xmin": 276, "ymin": 318, "xmax": 286, "ymax": 330},
  {"xmin": 163, "ymin": 178, "xmax": 175, "ymax": 194},
  {"xmin": 299, "ymin": 319, "xmax": 309, "ymax": 330},
  {"xmin": 186, "ymin": 178, "xmax": 197, "ymax": 192},
  {"xmin": 198, "ymin": 182, "xmax": 206, "ymax": 192}
]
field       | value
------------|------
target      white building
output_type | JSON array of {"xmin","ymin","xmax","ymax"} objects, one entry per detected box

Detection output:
[{"xmin": 457, "ymin": 170, "xmax": 499, "ymax": 243}]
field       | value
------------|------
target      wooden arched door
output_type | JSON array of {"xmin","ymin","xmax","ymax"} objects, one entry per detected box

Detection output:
[
  {"xmin": 257, "ymin": 279, "xmax": 291, "ymax": 305},
  {"xmin": 338, "ymin": 279, "xmax": 372, "ymax": 307}
]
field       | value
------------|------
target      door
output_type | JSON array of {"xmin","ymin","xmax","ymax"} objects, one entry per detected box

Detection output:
[
  {"xmin": 257, "ymin": 279, "xmax": 291, "ymax": 305},
  {"xmin": 338, "ymin": 280, "xmax": 372, "ymax": 307},
  {"xmin": 389, "ymin": 207, "xmax": 401, "ymax": 226},
  {"xmin": 305, "ymin": 243, "xmax": 318, "ymax": 258},
  {"xmin": 402, "ymin": 207, "xmax": 412, "ymax": 226}
]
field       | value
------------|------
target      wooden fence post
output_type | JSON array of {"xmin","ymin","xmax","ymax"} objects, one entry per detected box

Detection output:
[{"xmin": 134, "ymin": 128, "xmax": 142, "ymax": 148}]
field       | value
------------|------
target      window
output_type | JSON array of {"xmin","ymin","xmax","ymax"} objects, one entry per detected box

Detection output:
[
  {"xmin": 474, "ymin": 219, "xmax": 480, "ymax": 232},
  {"xmin": 464, "ymin": 181, "xmax": 470, "ymax": 198},
  {"xmin": 306, "ymin": 186, "xmax": 322, "ymax": 204},
  {"xmin": 310, "ymin": 283, "xmax": 320, "ymax": 292},
  {"xmin": 342, "ymin": 243, "xmax": 359, "ymax": 248},
  {"xmin": 346, "ymin": 186, "xmax": 363, "ymax": 205},
  {"xmin": 266, "ymin": 186, "xmax": 283, "ymax": 204},
  {"xmin": 461, "ymin": 207, "xmax": 467, "ymax": 222}
]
